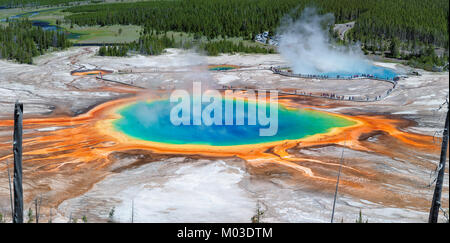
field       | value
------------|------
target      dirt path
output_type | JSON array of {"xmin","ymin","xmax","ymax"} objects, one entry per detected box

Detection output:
[{"xmin": 333, "ymin": 21, "xmax": 355, "ymax": 40}]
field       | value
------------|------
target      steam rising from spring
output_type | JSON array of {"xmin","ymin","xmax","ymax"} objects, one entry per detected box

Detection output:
[{"xmin": 277, "ymin": 8, "xmax": 374, "ymax": 75}]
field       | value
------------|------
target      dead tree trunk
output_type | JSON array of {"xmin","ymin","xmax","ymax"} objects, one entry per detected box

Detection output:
[
  {"xmin": 429, "ymin": 109, "xmax": 449, "ymax": 223},
  {"xmin": 13, "ymin": 102, "xmax": 24, "ymax": 223},
  {"xmin": 331, "ymin": 145, "xmax": 345, "ymax": 223}
]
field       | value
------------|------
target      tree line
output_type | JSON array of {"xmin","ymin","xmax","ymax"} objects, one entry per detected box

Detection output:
[
  {"xmin": 406, "ymin": 46, "xmax": 448, "ymax": 71},
  {"xmin": 200, "ymin": 40, "xmax": 274, "ymax": 56},
  {"xmin": 0, "ymin": 0, "xmax": 89, "ymax": 8},
  {"xmin": 0, "ymin": 0, "xmax": 115, "ymax": 8},
  {"xmin": 63, "ymin": 0, "xmax": 449, "ymax": 48},
  {"xmin": 98, "ymin": 33, "xmax": 272, "ymax": 57},
  {"xmin": 0, "ymin": 19, "xmax": 71, "ymax": 64},
  {"xmin": 98, "ymin": 45, "xmax": 128, "ymax": 56}
]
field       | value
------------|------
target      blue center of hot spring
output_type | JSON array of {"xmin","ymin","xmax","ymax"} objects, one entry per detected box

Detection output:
[
  {"xmin": 319, "ymin": 65, "xmax": 397, "ymax": 80},
  {"xmin": 113, "ymin": 99, "xmax": 356, "ymax": 146}
]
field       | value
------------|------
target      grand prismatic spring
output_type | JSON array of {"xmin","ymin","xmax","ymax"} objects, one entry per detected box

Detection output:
[
  {"xmin": 0, "ymin": 89, "xmax": 441, "ymax": 211},
  {"xmin": 113, "ymin": 98, "xmax": 356, "ymax": 146}
]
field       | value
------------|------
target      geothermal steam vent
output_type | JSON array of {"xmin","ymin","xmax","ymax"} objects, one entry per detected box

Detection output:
[{"xmin": 278, "ymin": 8, "xmax": 398, "ymax": 80}]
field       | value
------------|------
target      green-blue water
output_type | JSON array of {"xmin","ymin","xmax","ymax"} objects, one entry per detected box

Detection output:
[
  {"xmin": 209, "ymin": 66, "xmax": 237, "ymax": 71},
  {"xmin": 320, "ymin": 65, "xmax": 398, "ymax": 80},
  {"xmin": 113, "ymin": 99, "xmax": 356, "ymax": 146}
]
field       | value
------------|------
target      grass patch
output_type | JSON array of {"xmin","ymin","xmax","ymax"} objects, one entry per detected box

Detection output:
[
  {"xmin": 28, "ymin": 8, "xmax": 69, "ymax": 25},
  {"xmin": 0, "ymin": 6, "xmax": 62, "ymax": 20},
  {"xmin": 0, "ymin": 8, "xmax": 28, "ymax": 19},
  {"xmin": 1, "ymin": 8, "xmax": 140, "ymax": 43},
  {"xmin": 0, "ymin": 8, "xmax": 31, "ymax": 19},
  {"xmin": 62, "ymin": 24, "xmax": 141, "ymax": 43}
]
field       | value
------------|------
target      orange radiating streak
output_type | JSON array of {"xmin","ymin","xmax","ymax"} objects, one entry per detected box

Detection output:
[{"xmin": 0, "ymin": 94, "xmax": 440, "ymax": 191}]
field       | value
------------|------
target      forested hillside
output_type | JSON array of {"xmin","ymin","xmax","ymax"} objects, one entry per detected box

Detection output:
[
  {"xmin": 0, "ymin": 20, "xmax": 71, "ymax": 64},
  {"xmin": 347, "ymin": 0, "xmax": 448, "ymax": 49},
  {"xmin": 63, "ymin": 0, "xmax": 449, "ymax": 48},
  {"xmin": 2, "ymin": 0, "xmax": 448, "ymax": 66}
]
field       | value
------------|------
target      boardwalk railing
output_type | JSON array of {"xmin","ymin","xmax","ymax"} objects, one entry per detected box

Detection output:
[
  {"xmin": 218, "ymin": 85, "xmax": 395, "ymax": 103},
  {"xmin": 270, "ymin": 67, "xmax": 399, "ymax": 86}
]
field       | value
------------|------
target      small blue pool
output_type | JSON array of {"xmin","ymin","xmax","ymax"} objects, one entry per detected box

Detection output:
[{"xmin": 319, "ymin": 64, "xmax": 398, "ymax": 80}]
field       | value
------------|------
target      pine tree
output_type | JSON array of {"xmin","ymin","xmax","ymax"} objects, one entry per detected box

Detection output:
[{"xmin": 389, "ymin": 38, "xmax": 400, "ymax": 58}]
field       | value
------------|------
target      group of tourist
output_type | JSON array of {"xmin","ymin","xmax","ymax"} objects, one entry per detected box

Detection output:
[
  {"xmin": 296, "ymin": 87, "xmax": 396, "ymax": 102},
  {"xmin": 270, "ymin": 66, "xmax": 399, "ymax": 82},
  {"xmin": 297, "ymin": 91, "xmax": 358, "ymax": 101},
  {"xmin": 221, "ymin": 68, "xmax": 399, "ymax": 102},
  {"xmin": 220, "ymin": 84, "xmax": 398, "ymax": 102}
]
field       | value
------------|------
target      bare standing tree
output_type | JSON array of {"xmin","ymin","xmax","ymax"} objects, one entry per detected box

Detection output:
[
  {"xmin": 13, "ymin": 102, "xmax": 23, "ymax": 223},
  {"xmin": 131, "ymin": 199, "xmax": 134, "ymax": 223},
  {"xmin": 48, "ymin": 208, "xmax": 53, "ymax": 223},
  {"xmin": 331, "ymin": 143, "xmax": 345, "ymax": 223},
  {"xmin": 34, "ymin": 196, "xmax": 42, "ymax": 223},
  {"xmin": 429, "ymin": 98, "xmax": 449, "ymax": 223}
]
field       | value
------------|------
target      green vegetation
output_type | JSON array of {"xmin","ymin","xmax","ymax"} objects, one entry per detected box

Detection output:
[
  {"xmin": 107, "ymin": 207, "xmax": 115, "ymax": 223},
  {"xmin": 132, "ymin": 33, "xmax": 176, "ymax": 55},
  {"xmin": 389, "ymin": 38, "xmax": 401, "ymax": 59},
  {"xmin": 355, "ymin": 210, "xmax": 368, "ymax": 223},
  {"xmin": 0, "ymin": 7, "xmax": 36, "ymax": 20},
  {"xmin": 201, "ymin": 40, "xmax": 274, "ymax": 56},
  {"xmin": 0, "ymin": 0, "xmax": 148, "ymax": 7},
  {"xmin": 251, "ymin": 202, "xmax": 265, "ymax": 223},
  {"xmin": 61, "ymin": 0, "xmax": 449, "ymax": 67},
  {"xmin": 66, "ymin": 25, "xmax": 141, "ymax": 43},
  {"xmin": 26, "ymin": 208, "xmax": 34, "ymax": 223},
  {"xmin": 347, "ymin": 1, "xmax": 448, "ymax": 47},
  {"xmin": 0, "ymin": 0, "xmax": 88, "ymax": 8},
  {"xmin": 64, "ymin": 0, "xmax": 296, "ymax": 39},
  {"xmin": 0, "ymin": 19, "xmax": 71, "ymax": 64},
  {"xmin": 0, "ymin": 7, "xmax": 68, "ymax": 27},
  {"xmin": 27, "ymin": 8, "xmax": 70, "ymax": 25},
  {"xmin": 60, "ymin": 0, "xmax": 449, "ymax": 66},
  {"xmin": 63, "ymin": 0, "xmax": 448, "ymax": 47},
  {"xmin": 97, "ymin": 34, "xmax": 175, "ymax": 56},
  {"xmin": 98, "ymin": 44, "xmax": 129, "ymax": 56},
  {"xmin": 97, "ymin": 33, "xmax": 273, "ymax": 57},
  {"xmin": 2, "ymin": 0, "xmax": 448, "ymax": 68},
  {"xmin": 406, "ymin": 46, "xmax": 448, "ymax": 71}
]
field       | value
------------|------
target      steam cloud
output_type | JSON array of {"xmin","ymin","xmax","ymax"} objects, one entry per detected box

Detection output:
[{"xmin": 277, "ymin": 8, "xmax": 374, "ymax": 75}]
